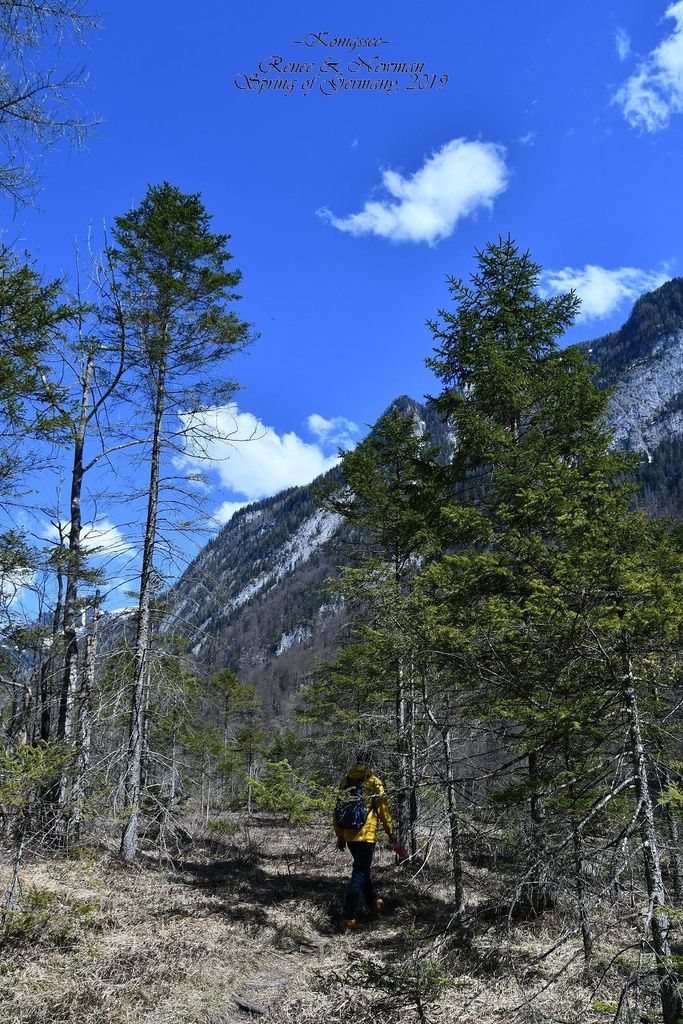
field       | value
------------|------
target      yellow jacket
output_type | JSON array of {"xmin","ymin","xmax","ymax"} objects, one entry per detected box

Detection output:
[{"xmin": 332, "ymin": 766, "xmax": 395, "ymax": 844}]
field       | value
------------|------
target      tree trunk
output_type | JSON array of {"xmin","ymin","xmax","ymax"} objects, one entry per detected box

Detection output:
[
  {"xmin": 407, "ymin": 661, "xmax": 419, "ymax": 857},
  {"xmin": 37, "ymin": 652, "xmax": 54, "ymax": 745},
  {"xmin": 58, "ymin": 438, "xmax": 84, "ymax": 746},
  {"xmin": 624, "ymin": 651, "xmax": 682, "ymax": 1024},
  {"xmin": 70, "ymin": 590, "xmax": 100, "ymax": 842},
  {"xmin": 120, "ymin": 361, "xmax": 166, "ymax": 862},
  {"xmin": 5, "ymin": 681, "xmax": 31, "ymax": 748},
  {"xmin": 36, "ymin": 579, "xmax": 64, "ymax": 744},
  {"xmin": 527, "ymin": 750, "xmax": 554, "ymax": 913},
  {"xmin": 59, "ymin": 351, "xmax": 95, "ymax": 750},
  {"xmin": 420, "ymin": 674, "xmax": 467, "ymax": 933},
  {"xmin": 57, "ymin": 350, "xmax": 95, "ymax": 820},
  {"xmin": 139, "ymin": 665, "xmax": 152, "ymax": 794},
  {"xmin": 5, "ymin": 811, "xmax": 28, "ymax": 911},
  {"xmin": 395, "ymin": 657, "xmax": 409, "ymax": 850},
  {"xmin": 662, "ymin": 768, "xmax": 683, "ymax": 907},
  {"xmin": 572, "ymin": 811, "xmax": 594, "ymax": 964},
  {"xmin": 664, "ymin": 800, "xmax": 683, "ymax": 907},
  {"xmin": 246, "ymin": 742, "xmax": 254, "ymax": 818},
  {"xmin": 38, "ymin": 552, "xmax": 65, "ymax": 746},
  {"xmin": 246, "ymin": 770, "xmax": 253, "ymax": 817},
  {"xmin": 443, "ymin": 727, "xmax": 467, "ymax": 932},
  {"xmin": 169, "ymin": 720, "xmax": 178, "ymax": 804}
]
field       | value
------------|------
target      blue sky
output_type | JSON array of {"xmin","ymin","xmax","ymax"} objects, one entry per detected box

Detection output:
[{"xmin": 5, "ymin": 0, "xmax": 683, "ymax": 608}]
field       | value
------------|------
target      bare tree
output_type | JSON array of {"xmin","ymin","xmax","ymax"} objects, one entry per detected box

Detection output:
[{"xmin": 0, "ymin": 0, "xmax": 99, "ymax": 203}]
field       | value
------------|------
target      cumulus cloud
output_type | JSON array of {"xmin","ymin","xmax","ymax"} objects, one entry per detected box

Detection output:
[
  {"xmin": 615, "ymin": 28, "xmax": 631, "ymax": 62},
  {"xmin": 542, "ymin": 264, "xmax": 672, "ymax": 321},
  {"xmin": 307, "ymin": 413, "xmax": 359, "ymax": 449},
  {"xmin": 44, "ymin": 519, "xmax": 134, "ymax": 557},
  {"xmin": 614, "ymin": 2, "xmax": 683, "ymax": 131},
  {"xmin": 318, "ymin": 138, "xmax": 508, "ymax": 245},
  {"xmin": 181, "ymin": 403, "xmax": 358, "ymax": 506}
]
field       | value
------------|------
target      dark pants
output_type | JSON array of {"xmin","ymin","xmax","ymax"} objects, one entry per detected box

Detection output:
[{"xmin": 342, "ymin": 841, "xmax": 377, "ymax": 918}]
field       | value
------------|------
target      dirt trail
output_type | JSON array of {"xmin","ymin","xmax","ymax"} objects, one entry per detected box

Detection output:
[{"xmin": 0, "ymin": 817, "xmax": 410, "ymax": 1024}]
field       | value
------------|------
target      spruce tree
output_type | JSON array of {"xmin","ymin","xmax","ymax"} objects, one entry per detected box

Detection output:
[
  {"xmin": 423, "ymin": 237, "xmax": 683, "ymax": 1020},
  {"xmin": 319, "ymin": 404, "xmax": 445, "ymax": 854}
]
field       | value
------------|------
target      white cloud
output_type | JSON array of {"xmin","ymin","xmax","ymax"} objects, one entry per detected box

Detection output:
[
  {"xmin": 614, "ymin": 2, "xmax": 683, "ymax": 130},
  {"xmin": 44, "ymin": 519, "xmax": 134, "ymax": 557},
  {"xmin": 0, "ymin": 568, "xmax": 34, "ymax": 608},
  {"xmin": 181, "ymin": 403, "xmax": 353, "ymax": 502},
  {"xmin": 212, "ymin": 501, "xmax": 249, "ymax": 525},
  {"xmin": 518, "ymin": 131, "xmax": 537, "ymax": 146},
  {"xmin": 318, "ymin": 137, "xmax": 508, "ymax": 245},
  {"xmin": 542, "ymin": 264, "xmax": 672, "ymax": 321},
  {"xmin": 82, "ymin": 522, "xmax": 134, "ymax": 556},
  {"xmin": 307, "ymin": 413, "xmax": 359, "ymax": 449},
  {"xmin": 615, "ymin": 28, "xmax": 631, "ymax": 62}
]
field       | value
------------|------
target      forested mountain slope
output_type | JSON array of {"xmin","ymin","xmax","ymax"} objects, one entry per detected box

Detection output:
[
  {"xmin": 158, "ymin": 477, "xmax": 348, "ymax": 714},
  {"xmin": 158, "ymin": 397, "xmax": 450, "ymax": 711}
]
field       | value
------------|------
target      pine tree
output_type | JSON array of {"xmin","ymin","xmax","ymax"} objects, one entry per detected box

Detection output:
[
  {"xmin": 106, "ymin": 182, "xmax": 253, "ymax": 861},
  {"xmin": 0, "ymin": 245, "xmax": 76, "ymax": 511},
  {"xmin": 0, "ymin": 245, "xmax": 78, "ymax": 752}
]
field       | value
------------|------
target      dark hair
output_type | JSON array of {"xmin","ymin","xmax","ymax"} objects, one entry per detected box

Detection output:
[{"xmin": 354, "ymin": 745, "xmax": 377, "ymax": 768}]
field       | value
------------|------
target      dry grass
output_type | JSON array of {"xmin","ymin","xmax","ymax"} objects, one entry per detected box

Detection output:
[{"xmin": 0, "ymin": 818, "xmax": 667, "ymax": 1024}]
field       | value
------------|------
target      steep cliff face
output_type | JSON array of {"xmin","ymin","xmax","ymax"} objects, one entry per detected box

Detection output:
[
  {"xmin": 604, "ymin": 330, "xmax": 683, "ymax": 455},
  {"xmin": 159, "ymin": 283, "xmax": 683, "ymax": 706},
  {"xmin": 581, "ymin": 277, "xmax": 683, "ymax": 456}
]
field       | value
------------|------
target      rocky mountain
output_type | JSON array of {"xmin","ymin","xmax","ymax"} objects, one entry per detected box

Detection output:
[
  {"xmin": 159, "ymin": 279, "xmax": 683, "ymax": 708},
  {"xmin": 157, "ymin": 397, "xmax": 449, "ymax": 713},
  {"xmin": 580, "ymin": 276, "xmax": 683, "ymax": 515},
  {"xmin": 158, "ymin": 479, "xmax": 348, "ymax": 714}
]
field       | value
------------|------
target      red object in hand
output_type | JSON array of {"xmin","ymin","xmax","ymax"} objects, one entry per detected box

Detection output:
[{"xmin": 392, "ymin": 842, "xmax": 409, "ymax": 860}]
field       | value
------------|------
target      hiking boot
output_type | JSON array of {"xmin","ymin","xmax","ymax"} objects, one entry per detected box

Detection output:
[{"xmin": 340, "ymin": 917, "xmax": 357, "ymax": 931}]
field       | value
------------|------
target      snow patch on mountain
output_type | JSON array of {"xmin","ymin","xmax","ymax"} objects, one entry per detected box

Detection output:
[
  {"xmin": 276, "ymin": 625, "xmax": 313, "ymax": 656},
  {"xmin": 277, "ymin": 508, "xmax": 343, "ymax": 575},
  {"xmin": 317, "ymin": 600, "xmax": 341, "ymax": 619},
  {"xmin": 226, "ymin": 509, "xmax": 343, "ymax": 613},
  {"xmin": 228, "ymin": 573, "xmax": 272, "ymax": 612},
  {"xmin": 106, "ymin": 606, "xmax": 136, "ymax": 619},
  {"xmin": 240, "ymin": 509, "xmax": 263, "ymax": 526}
]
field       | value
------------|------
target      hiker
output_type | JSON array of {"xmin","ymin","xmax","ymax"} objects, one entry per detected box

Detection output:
[{"xmin": 333, "ymin": 748, "xmax": 396, "ymax": 930}]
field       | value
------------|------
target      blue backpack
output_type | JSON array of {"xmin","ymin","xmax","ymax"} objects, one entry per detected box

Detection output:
[{"xmin": 335, "ymin": 775, "xmax": 369, "ymax": 831}]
